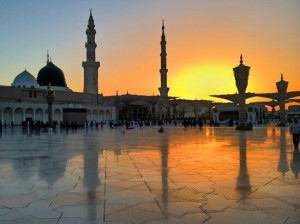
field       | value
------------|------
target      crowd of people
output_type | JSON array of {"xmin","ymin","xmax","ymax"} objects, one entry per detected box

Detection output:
[{"xmin": 0, "ymin": 116, "xmax": 299, "ymax": 142}]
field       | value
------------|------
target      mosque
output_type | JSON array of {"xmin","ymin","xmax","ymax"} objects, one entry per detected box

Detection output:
[
  {"xmin": 0, "ymin": 11, "xmax": 211, "ymax": 126},
  {"xmin": 0, "ymin": 11, "xmax": 298, "ymax": 127},
  {"xmin": 0, "ymin": 11, "xmax": 115, "ymax": 126}
]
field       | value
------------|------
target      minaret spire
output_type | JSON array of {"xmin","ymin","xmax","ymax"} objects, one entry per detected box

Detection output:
[
  {"xmin": 82, "ymin": 10, "xmax": 100, "ymax": 94},
  {"xmin": 158, "ymin": 20, "xmax": 169, "ymax": 100},
  {"xmin": 46, "ymin": 50, "xmax": 49, "ymax": 64}
]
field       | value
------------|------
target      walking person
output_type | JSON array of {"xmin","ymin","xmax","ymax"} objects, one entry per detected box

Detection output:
[{"xmin": 290, "ymin": 118, "xmax": 300, "ymax": 149}]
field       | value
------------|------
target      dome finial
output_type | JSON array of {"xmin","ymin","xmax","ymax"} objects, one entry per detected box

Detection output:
[
  {"xmin": 47, "ymin": 50, "xmax": 49, "ymax": 64},
  {"xmin": 90, "ymin": 8, "xmax": 92, "ymax": 16},
  {"xmin": 281, "ymin": 73, "xmax": 283, "ymax": 81},
  {"xmin": 162, "ymin": 20, "xmax": 164, "ymax": 30},
  {"xmin": 240, "ymin": 54, "xmax": 243, "ymax": 64}
]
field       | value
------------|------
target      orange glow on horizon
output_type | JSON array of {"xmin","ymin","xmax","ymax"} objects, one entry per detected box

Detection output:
[{"xmin": 170, "ymin": 62, "xmax": 236, "ymax": 100}]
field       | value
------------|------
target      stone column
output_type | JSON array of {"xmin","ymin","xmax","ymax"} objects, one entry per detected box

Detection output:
[
  {"xmin": 276, "ymin": 74, "xmax": 288, "ymax": 126},
  {"xmin": 239, "ymin": 96, "xmax": 246, "ymax": 127}
]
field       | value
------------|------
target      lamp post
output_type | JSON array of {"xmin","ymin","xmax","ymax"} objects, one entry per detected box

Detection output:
[{"xmin": 46, "ymin": 85, "xmax": 55, "ymax": 127}]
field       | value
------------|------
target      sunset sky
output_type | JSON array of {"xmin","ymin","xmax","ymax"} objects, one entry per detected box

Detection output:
[{"xmin": 0, "ymin": 0, "xmax": 299, "ymax": 102}]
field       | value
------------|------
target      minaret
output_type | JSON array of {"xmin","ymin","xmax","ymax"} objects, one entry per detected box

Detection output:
[
  {"xmin": 46, "ymin": 50, "xmax": 50, "ymax": 64},
  {"xmin": 82, "ymin": 9, "xmax": 100, "ymax": 94},
  {"xmin": 158, "ymin": 20, "xmax": 169, "ymax": 100}
]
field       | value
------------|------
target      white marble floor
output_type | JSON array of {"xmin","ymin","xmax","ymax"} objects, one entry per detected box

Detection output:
[{"xmin": 0, "ymin": 126, "xmax": 299, "ymax": 224}]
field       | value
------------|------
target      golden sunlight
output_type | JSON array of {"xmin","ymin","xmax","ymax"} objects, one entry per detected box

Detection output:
[{"xmin": 170, "ymin": 63, "xmax": 237, "ymax": 100}]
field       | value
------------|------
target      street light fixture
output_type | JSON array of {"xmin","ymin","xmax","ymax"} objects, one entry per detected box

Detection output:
[{"xmin": 46, "ymin": 84, "xmax": 55, "ymax": 127}]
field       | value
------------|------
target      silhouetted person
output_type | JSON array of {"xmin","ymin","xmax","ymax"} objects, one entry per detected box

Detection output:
[
  {"xmin": 198, "ymin": 119, "xmax": 203, "ymax": 128},
  {"xmin": 290, "ymin": 118, "xmax": 300, "ymax": 149},
  {"xmin": 229, "ymin": 119, "xmax": 234, "ymax": 127},
  {"xmin": 158, "ymin": 126, "xmax": 164, "ymax": 133}
]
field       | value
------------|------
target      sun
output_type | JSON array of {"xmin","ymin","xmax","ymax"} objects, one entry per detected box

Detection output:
[{"xmin": 169, "ymin": 63, "xmax": 237, "ymax": 100}]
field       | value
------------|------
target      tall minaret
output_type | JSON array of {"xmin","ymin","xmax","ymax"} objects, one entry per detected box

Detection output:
[
  {"xmin": 158, "ymin": 20, "xmax": 169, "ymax": 100},
  {"xmin": 82, "ymin": 9, "xmax": 100, "ymax": 94}
]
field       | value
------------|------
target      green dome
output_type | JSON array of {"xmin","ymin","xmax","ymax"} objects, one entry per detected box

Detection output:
[{"xmin": 37, "ymin": 62, "xmax": 67, "ymax": 87}]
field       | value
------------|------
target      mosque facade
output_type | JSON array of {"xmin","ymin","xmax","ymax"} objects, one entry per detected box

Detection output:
[
  {"xmin": 1, "ymin": 11, "xmax": 296, "ymax": 127},
  {"xmin": 0, "ymin": 12, "xmax": 115, "ymax": 126},
  {"xmin": 0, "ymin": 11, "xmax": 213, "ymax": 126}
]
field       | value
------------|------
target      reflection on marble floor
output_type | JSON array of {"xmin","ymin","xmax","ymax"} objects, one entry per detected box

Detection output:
[{"xmin": 0, "ymin": 126, "xmax": 299, "ymax": 224}]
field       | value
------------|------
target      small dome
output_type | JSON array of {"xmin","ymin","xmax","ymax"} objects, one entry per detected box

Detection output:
[
  {"xmin": 37, "ymin": 62, "xmax": 67, "ymax": 87},
  {"xmin": 12, "ymin": 69, "xmax": 39, "ymax": 88}
]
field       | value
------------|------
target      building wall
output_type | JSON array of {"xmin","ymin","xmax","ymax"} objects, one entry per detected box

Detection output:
[
  {"xmin": 0, "ymin": 101, "xmax": 115, "ymax": 125},
  {"xmin": 0, "ymin": 86, "xmax": 116, "ymax": 125}
]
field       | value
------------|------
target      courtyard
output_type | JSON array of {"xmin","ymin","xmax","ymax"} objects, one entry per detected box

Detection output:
[{"xmin": 0, "ymin": 126, "xmax": 299, "ymax": 224}]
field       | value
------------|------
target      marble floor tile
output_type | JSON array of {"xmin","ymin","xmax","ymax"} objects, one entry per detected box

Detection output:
[
  {"xmin": 0, "ymin": 193, "xmax": 36, "ymax": 208},
  {"xmin": 206, "ymin": 208, "xmax": 287, "ymax": 224},
  {"xmin": 105, "ymin": 206, "xmax": 165, "ymax": 224},
  {"xmin": 0, "ymin": 126, "xmax": 298, "ymax": 223}
]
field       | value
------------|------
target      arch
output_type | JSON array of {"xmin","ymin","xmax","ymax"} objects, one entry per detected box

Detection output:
[
  {"xmin": 3, "ymin": 107, "xmax": 13, "ymax": 124},
  {"xmin": 105, "ymin": 110, "xmax": 111, "ymax": 121},
  {"xmin": 87, "ymin": 110, "xmax": 91, "ymax": 121},
  {"xmin": 99, "ymin": 110, "xmax": 104, "ymax": 121},
  {"xmin": 92, "ymin": 110, "xmax": 98, "ymax": 121},
  {"xmin": 25, "ymin": 108, "xmax": 34, "ymax": 119},
  {"xmin": 54, "ymin": 109, "xmax": 62, "ymax": 122},
  {"xmin": 35, "ymin": 108, "xmax": 43, "ymax": 122},
  {"xmin": 14, "ymin": 107, "xmax": 23, "ymax": 125}
]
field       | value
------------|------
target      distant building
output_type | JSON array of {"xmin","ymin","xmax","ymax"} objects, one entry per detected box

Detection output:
[
  {"xmin": 286, "ymin": 105, "xmax": 300, "ymax": 121},
  {"xmin": 0, "ymin": 13, "xmax": 213, "ymax": 126},
  {"xmin": 0, "ymin": 11, "xmax": 114, "ymax": 126},
  {"xmin": 213, "ymin": 102, "xmax": 267, "ymax": 125},
  {"xmin": 100, "ymin": 21, "xmax": 212, "ymax": 122}
]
